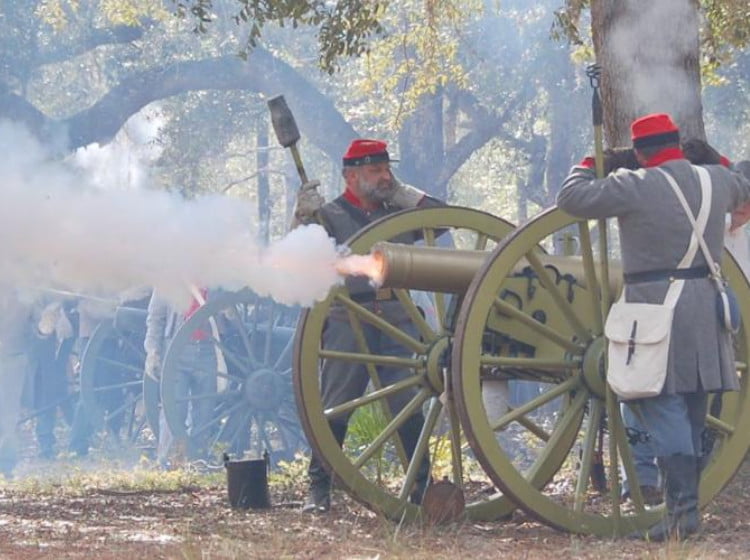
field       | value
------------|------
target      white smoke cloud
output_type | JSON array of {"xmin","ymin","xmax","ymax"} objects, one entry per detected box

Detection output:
[
  {"xmin": 0, "ymin": 119, "xmax": 343, "ymax": 310},
  {"xmin": 73, "ymin": 108, "xmax": 164, "ymax": 191}
]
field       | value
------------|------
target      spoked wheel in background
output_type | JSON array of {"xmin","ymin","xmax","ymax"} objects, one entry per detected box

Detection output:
[
  {"xmin": 78, "ymin": 305, "xmax": 154, "ymax": 453},
  {"xmin": 453, "ymin": 207, "xmax": 750, "ymax": 536},
  {"xmin": 160, "ymin": 290, "xmax": 306, "ymax": 466},
  {"xmin": 294, "ymin": 206, "xmax": 524, "ymax": 522}
]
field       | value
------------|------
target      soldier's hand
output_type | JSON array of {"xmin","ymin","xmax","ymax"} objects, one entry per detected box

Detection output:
[
  {"xmin": 144, "ymin": 351, "xmax": 161, "ymax": 382},
  {"xmin": 731, "ymin": 201, "xmax": 750, "ymax": 232},
  {"xmin": 38, "ymin": 302, "xmax": 61, "ymax": 336},
  {"xmin": 603, "ymin": 147, "xmax": 640, "ymax": 175},
  {"xmin": 292, "ymin": 180, "xmax": 325, "ymax": 227},
  {"xmin": 387, "ymin": 177, "xmax": 426, "ymax": 209},
  {"xmin": 300, "ymin": 179, "xmax": 321, "ymax": 192},
  {"xmin": 55, "ymin": 310, "xmax": 74, "ymax": 341}
]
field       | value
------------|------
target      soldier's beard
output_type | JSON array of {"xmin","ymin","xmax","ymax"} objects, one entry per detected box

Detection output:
[{"xmin": 359, "ymin": 177, "xmax": 395, "ymax": 204}]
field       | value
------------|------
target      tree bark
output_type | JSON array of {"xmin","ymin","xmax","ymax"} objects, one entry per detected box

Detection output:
[
  {"xmin": 398, "ymin": 91, "xmax": 445, "ymax": 197},
  {"xmin": 591, "ymin": 0, "xmax": 705, "ymax": 145}
]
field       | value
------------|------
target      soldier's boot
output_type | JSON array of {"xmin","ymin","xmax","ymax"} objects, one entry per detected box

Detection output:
[
  {"xmin": 302, "ymin": 422, "xmax": 346, "ymax": 514},
  {"xmin": 302, "ymin": 461, "xmax": 331, "ymax": 514},
  {"xmin": 397, "ymin": 414, "xmax": 432, "ymax": 505},
  {"xmin": 632, "ymin": 454, "xmax": 701, "ymax": 541}
]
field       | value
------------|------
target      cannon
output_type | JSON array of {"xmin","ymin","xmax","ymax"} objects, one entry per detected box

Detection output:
[
  {"xmin": 160, "ymin": 289, "xmax": 308, "ymax": 465},
  {"xmin": 293, "ymin": 205, "xmax": 750, "ymax": 536},
  {"xmin": 76, "ymin": 289, "xmax": 308, "ymax": 465}
]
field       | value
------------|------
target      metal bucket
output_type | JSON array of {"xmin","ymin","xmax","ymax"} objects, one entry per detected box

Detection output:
[{"xmin": 224, "ymin": 453, "xmax": 271, "ymax": 510}]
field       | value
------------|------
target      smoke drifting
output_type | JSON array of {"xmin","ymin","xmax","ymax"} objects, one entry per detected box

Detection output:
[
  {"xmin": 606, "ymin": 2, "xmax": 700, "ymax": 124},
  {"xmin": 0, "ymin": 120, "xmax": 344, "ymax": 310}
]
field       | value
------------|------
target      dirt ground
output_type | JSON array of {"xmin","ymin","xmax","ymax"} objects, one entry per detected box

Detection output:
[{"xmin": 1, "ymin": 454, "xmax": 750, "ymax": 560}]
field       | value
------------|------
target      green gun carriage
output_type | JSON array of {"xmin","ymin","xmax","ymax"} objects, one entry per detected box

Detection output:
[{"xmin": 292, "ymin": 205, "xmax": 750, "ymax": 536}]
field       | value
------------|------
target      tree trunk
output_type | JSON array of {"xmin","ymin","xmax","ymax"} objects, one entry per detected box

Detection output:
[
  {"xmin": 256, "ymin": 119, "xmax": 270, "ymax": 243},
  {"xmin": 546, "ymin": 49, "xmax": 580, "ymax": 198},
  {"xmin": 591, "ymin": 0, "xmax": 705, "ymax": 145},
  {"xmin": 397, "ymin": 91, "xmax": 445, "ymax": 199}
]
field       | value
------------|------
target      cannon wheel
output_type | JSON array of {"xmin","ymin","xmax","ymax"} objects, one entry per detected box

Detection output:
[
  {"xmin": 79, "ymin": 319, "xmax": 154, "ymax": 449},
  {"xmin": 294, "ymin": 206, "xmax": 538, "ymax": 522},
  {"xmin": 453, "ymin": 207, "xmax": 750, "ymax": 536},
  {"xmin": 160, "ymin": 290, "xmax": 305, "ymax": 465}
]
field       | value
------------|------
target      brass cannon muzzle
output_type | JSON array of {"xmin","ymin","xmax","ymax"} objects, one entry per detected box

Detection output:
[{"xmin": 370, "ymin": 241, "xmax": 623, "ymax": 294}]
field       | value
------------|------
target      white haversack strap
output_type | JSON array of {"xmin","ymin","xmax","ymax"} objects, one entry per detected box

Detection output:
[
  {"xmin": 660, "ymin": 166, "xmax": 727, "ymax": 295},
  {"xmin": 657, "ymin": 167, "xmax": 713, "ymax": 307}
]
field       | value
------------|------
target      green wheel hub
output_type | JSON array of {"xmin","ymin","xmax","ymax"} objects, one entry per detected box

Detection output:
[{"xmin": 580, "ymin": 336, "xmax": 607, "ymax": 399}]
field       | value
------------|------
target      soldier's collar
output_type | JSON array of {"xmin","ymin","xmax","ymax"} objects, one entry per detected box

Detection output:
[{"xmin": 645, "ymin": 147, "xmax": 685, "ymax": 168}]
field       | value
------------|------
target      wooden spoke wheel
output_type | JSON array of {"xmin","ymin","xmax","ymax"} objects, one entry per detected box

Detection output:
[
  {"xmin": 78, "ymin": 306, "xmax": 154, "ymax": 450},
  {"xmin": 160, "ymin": 290, "xmax": 305, "ymax": 465},
  {"xmin": 452, "ymin": 208, "xmax": 750, "ymax": 536},
  {"xmin": 294, "ymin": 206, "xmax": 520, "ymax": 521}
]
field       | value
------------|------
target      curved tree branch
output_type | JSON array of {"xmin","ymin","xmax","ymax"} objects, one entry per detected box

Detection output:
[
  {"xmin": 9, "ymin": 48, "xmax": 357, "ymax": 162},
  {"xmin": 37, "ymin": 24, "xmax": 151, "ymax": 66},
  {"xmin": 437, "ymin": 81, "xmax": 535, "ymax": 189}
]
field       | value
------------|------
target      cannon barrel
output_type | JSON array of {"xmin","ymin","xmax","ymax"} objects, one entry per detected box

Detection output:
[{"xmin": 371, "ymin": 241, "xmax": 623, "ymax": 294}]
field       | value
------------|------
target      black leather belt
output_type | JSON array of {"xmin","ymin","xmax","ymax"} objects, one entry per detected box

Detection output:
[
  {"xmin": 623, "ymin": 265, "xmax": 711, "ymax": 284},
  {"xmin": 349, "ymin": 288, "xmax": 396, "ymax": 303}
]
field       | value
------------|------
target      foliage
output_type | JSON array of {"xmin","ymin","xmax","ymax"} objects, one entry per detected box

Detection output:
[
  {"xmin": 552, "ymin": 0, "xmax": 750, "ymax": 79},
  {"xmin": 36, "ymin": 0, "xmax": 169, "ymax": 29},
  {"xmin": 550, "ymin": 0, "xmax": 588, "ymax": 46},
  {"xmin": 346, "ymin": 402, "xmax": 392, "ymax": 482},
  {"xmin": 5, "ymin": 462, "xmax": 217, "ymax": 496},
  {"xmin": 353, "ymin": 0, "xmax": 482, "ymax": 128},
  {"xmin": 269, "ymin": 452, "xmax": 310, "ymax": 491},
  {"xmin": 172, "ymin": 0, "xmax": 388, "ymax": 73},
  {"xmin": 702, "ymin": 0, "xmax": 750, "ymax": 83}
]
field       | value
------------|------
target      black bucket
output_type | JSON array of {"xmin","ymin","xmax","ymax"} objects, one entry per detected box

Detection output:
[{"xmin": 224, "ymin": 452, "xmax": 271, "ymax": 510}]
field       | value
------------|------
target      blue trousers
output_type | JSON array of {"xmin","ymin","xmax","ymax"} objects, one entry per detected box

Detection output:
[
  {"xmin": 620, "ymin": 402, "xmax": 659, "ymax": 490},
  {"xmin": 626, "ymin": 391, "xmax": 708, "ymax": 458}
]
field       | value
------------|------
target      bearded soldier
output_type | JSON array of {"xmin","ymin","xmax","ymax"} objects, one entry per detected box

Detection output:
[
  {"xmin": 557, "ymin": 113, "xmax": 750, "ymax": 541},
  {"xmin": 292, "ymin": 139, "xmax": 444, "ymax": 513}
]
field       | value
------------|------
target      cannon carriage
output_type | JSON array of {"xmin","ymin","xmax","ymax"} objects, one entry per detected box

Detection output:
[
  {"xmin": 292, "ymin": 205, "xmax": 750, "ymax": 536},
  {"xmin": 160, "ymin": 289, "xmax": 307, "ymax": 465},
  {"xmin": 76, "ymin": 290, "xmax": 307, "ymax": 464},
  {"xmin": 76, "ymin": 301, "xmax": 156, "ymax": 452}
]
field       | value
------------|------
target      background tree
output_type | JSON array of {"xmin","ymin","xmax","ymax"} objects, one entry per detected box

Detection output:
[
  {"xmin": 1, "ymin": 0, "xmax": 748, "ymax": 239},
  {"xmin": 555, "ymin": 0, "xmax": 750, "ymax": 146}
]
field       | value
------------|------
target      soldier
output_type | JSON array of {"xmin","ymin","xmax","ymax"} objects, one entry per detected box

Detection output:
[
  {"xmin": 557, "ymin": 113, "xmax": 750, "ymax": 541},
  {"xmin": 607, "ymin": 139, "xmax": 750, "ymax": 507},
  {"xmin": 293, "ymin": 139, "xmax": 445, "ymax": 513},
  {"xmin": 0, "ymin": 292, "xmax": 34, "ymax": 477},
  {"xmin": 26, "ymin": 300, "xmax": 77, "ymax": 459},
  {"xmin": 144, "ymin": 288, "xmax": 217, "ymax": 466}
]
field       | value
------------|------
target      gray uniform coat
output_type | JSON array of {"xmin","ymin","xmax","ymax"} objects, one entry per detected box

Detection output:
[
  {"xmin": 315, "ymin": 192, "xmax": 445, "ymax": 412},
  {"xmin": 557, "ymin": 159, "xmax": 750, "ymax": 395}
]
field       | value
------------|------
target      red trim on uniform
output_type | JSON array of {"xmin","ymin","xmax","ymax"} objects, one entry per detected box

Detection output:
[
  {"xmin": 343, "ymin": 188, "xmax": 364, "ymax": 208},
  {"xmin": 579, "ymin": 157, "xmax": 596, "ymax": 169},
  {"xmin": 185, "ymin": 288, "xmax": 208, "ymax": 341},
  {"xmin": 720, "ymin": 155, "xmax": 731, "ymax": 168},
  {"xmin": 643, "ymin": 147, "xmax": 685, "ymax": 168}
]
